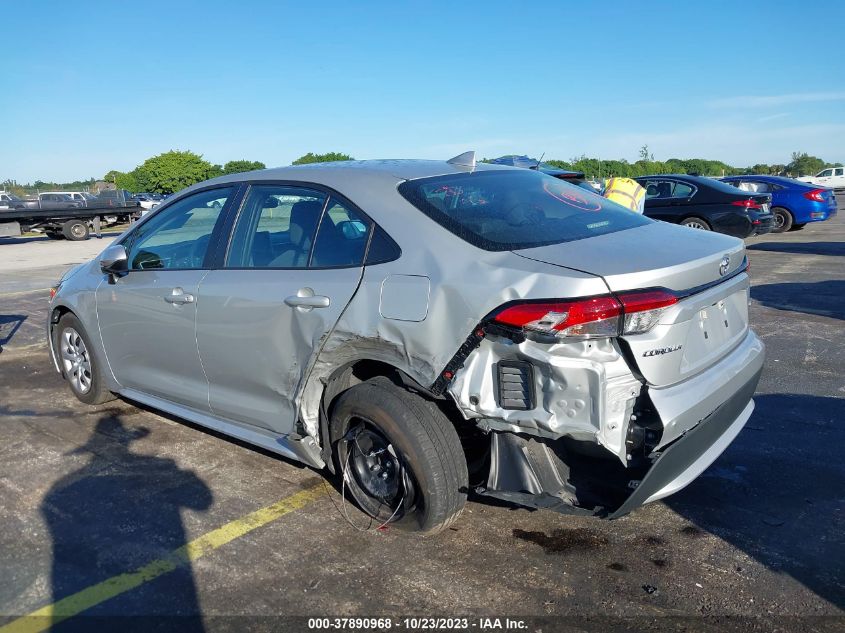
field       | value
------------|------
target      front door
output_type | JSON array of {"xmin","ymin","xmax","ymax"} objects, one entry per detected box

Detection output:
[
  {"xmin": 196, "ymin": 185, "xmax": 372, "ymax": 434},
  {"xmin": 96, "ymin": 186, "xmax": 236, "ymax": 411}
]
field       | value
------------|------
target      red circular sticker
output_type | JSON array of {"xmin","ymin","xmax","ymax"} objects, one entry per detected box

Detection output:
[{"xmin": 543, "ymin": 181, "xmax": 602, "ymax": 212}]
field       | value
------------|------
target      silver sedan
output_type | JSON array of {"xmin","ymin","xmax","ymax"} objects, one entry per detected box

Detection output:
[{"xmin": 48, "ymin": 153, "xmax": 764, "ymax": 533}]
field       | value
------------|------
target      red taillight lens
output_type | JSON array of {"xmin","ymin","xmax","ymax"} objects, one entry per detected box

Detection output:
[
  {"xmin": 49, "ymin": 287, "xmax": 57, "ymax": 299},
  {"xmin": 803, "ymin": 188, "xmax": 826, "ymax": 202},
  {"xmin": 492, "ymin": 289, "xmax": 679, "ymax": 339},
  {"xmin": 731, "ymin": 198, "xmax": 762, "ymax": 209},
  {"xmin": 493, "ymin": 296, "xmax": 622, "ymax": 338}
]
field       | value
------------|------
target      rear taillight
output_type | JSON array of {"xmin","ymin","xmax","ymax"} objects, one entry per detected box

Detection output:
[
  {"xmin": 804, "ymin": 189, "xmax": 826, "ymax": 202},
  {"xmin": 731, "ymin": 198, "xmax": 762, "ymax": 209},
  {"xmin": 492, "ymin": 289, "xmax": 678, "ymax": 339},
  {"xmin": 493, "ymin": 296, "xmax": 622, "ymax": 338},
  {"xmin": 618, "ymin": 289, "xmax": 679, "ymax": 334}
]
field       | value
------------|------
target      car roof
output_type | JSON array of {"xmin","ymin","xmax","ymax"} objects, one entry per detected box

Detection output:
[
  {"xmin": 721, "ymin": 174, "xmax": 805, "ymax": 185},
  {"xmin": 189, "ymin": 159, "xmax": 513, "ymax": 192}
]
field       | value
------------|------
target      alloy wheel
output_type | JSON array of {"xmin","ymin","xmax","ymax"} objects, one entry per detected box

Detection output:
[{"xmin": 60, "ymin": 327, "xmax": 92, "ymax": 394}]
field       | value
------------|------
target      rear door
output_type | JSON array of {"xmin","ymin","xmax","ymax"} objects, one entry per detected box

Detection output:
[
  {"xmin": 640, "ymin": 178, "xmax": 695, "ymax": 221},
  {"xmin": 195, "ymin": 184, "xmax": 372, "ymax": 435},
  {"xmin": 96, "ymin": 186, "xmax": 237, "ymax": 410}
]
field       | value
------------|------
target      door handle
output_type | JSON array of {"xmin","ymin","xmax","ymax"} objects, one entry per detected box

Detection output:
[
  {"xmin": 164, "ymin": 287, "xmax": 195, "ymax": 305},
  {"xmin": 284, "ymin": 287, "xmax": 330, "ymax": 311}
]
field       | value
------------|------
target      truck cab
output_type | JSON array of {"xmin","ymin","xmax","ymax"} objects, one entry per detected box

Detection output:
[{"xmin": 798, "ymin": 167, "xmax": 845, "ymax": 190}]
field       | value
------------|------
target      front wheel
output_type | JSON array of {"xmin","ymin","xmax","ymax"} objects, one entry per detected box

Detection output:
[
  {"xmin": 680, "ymin": 216, "xmax": 711, "ymax": 231},
  {"xmin": 771, "ymin": 207, "xmax": 793, "ymax": 233},
  {"xmin": 55, "ymin": 313, "xmax": 114, "ymax": 405},
  {"xmin": 331, "ymin": 377, "xmax": 468, "ymax": 534}
]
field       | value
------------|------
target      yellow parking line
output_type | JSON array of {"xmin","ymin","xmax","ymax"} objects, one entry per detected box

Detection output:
[{"xmin": 0, "ymin": 482, "xmax": 325, "ymax": 633}]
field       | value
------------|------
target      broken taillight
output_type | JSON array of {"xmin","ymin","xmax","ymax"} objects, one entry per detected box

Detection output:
[{"xmin": 492, "ymin": 289, "xmax": 679, "ymax": 339}]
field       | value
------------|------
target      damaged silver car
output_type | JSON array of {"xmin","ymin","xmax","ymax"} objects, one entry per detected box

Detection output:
[{"xmin": 48, "ymin": 152, "xmax": 764, "ymax": 533}]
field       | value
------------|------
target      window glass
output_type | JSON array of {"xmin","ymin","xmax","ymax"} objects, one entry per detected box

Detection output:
[
  {"xmin": 310, "ymin": 198, "xmax": 372, "ymax": 268},
  {"xmin": 672, "ymin": 182, "xmax": 694, "ymax": 197},
  {"xmin": 818, "ymin": 169, "xmax": 833, "ymax": 177},
  {"xmin": 835, "ymin": 168, "xmax": 844, "ymax": 176},
  {"xmin": 644, "ymin": 180, "xmax": 672, "ymax": 198},
  {"xmin": 399, "ymin": 170, "xmax": 649, "ymax": 251},
  {"xmin": 365, "ymin": 226, "xmax": 401, "ymax": 265},
  {"xmin": 124, "ymin": 187, "xmax": 232, "ymax": 270},
  {"xmin": 226, "ymin": 186, "xmax": 327, "ymax": 268}
]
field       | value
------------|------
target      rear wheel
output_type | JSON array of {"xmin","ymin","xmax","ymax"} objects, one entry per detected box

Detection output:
[
  {"xmin": 55, "ymin": 313, "xmax": 114, "ymax": 405},
  {"xmin": 771, "ymin": 207, "xmax": 793, "ymax": 233},
  {"xmin": 62, "ymin": 219, "xmax": 89, "ymax": 241},
  {"xmin": 790, "ymin": 223, "xmax": 807, "ymax": 231},
  {"xmin": 331, "ymin": 377, "xmax": 468, "ymax": 534},
  {"xmin": 680, "ymin": 216, "xmax": 711, "ymax": 231}
]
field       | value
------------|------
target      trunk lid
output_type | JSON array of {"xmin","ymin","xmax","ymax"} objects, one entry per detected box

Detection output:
[{"xmin": 513, "ymin": 221, "xmax": 750, "ymax": 387}]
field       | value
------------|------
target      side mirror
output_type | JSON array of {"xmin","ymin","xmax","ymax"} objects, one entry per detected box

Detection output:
[{"xmin": 100, "ymin": 244, "xmax": 129, "ymax": 275}]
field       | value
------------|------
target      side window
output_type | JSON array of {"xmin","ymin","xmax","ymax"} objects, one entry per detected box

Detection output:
[
  {"xmin": 311, "ymin": 197, "xmax": 372, "ymax": 268},
  {"xmin": 818, "ymin": 169, "xmax": 833, "ymax": 177},
  {"xmin": 124, "ymin": 187, "xmax": 233, "ymax": 270},
  {"xmin": 672, "ymin": 182, "xmax": 694, "ymax": 197},
  {"xmin": 226, "ymin": 185, "xmax": 327, "ymax": 269},
  {"xmin": 835, "ymin": 168, "xmax": 844, "ymax": 177},
  {"xmin": 365, "ymin": 226, "xmax": 401, "ymax": 265},
  {"xmin": 644, "ymin": 180, "xmax": 673, "ymax": 198}
]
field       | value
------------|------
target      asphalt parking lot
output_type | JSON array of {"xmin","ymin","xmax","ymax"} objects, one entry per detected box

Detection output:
[{"xmin": 0, "ymin": 211, "xmax": 843, "ymax": 632}]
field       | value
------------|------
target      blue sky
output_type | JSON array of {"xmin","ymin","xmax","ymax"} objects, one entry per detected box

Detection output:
[{"xmin": 2, "ymin": 0, "xmax": 844, "ymax": 182}]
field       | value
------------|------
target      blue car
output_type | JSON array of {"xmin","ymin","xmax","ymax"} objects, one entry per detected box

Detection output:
[{"xmin": 720, "ymin": 175, "xmax": 837, "ymax": 233}]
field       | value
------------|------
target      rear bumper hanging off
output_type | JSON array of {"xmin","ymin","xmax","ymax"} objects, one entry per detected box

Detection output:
[{"xmin": 477, "ymin": 365, "xmax": 763, "ymax": 518}]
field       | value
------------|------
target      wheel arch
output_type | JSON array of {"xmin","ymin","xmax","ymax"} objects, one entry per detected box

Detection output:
[{"xmin": 314, "ymin": 357, "xmax": 464, "ymax": 474}]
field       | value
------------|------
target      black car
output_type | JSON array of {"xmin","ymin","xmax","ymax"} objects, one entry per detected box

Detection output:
[{"xmin": 634, "ymin": 174, "xmax": 774, "ymax": 238}]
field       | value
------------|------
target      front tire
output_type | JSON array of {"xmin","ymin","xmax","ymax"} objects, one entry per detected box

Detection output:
[
  {"xmin": 331, "ymin": 377, "xmax": 468, "ymax": 534},
  {"xmin": 55, "ymin": 313, "xmax": 114, "ymax": 405},
  {"xmin": 771, "ymin": 207, "xmax": 793, "ymax": 233},
  {"xmin": 680, "ymin": 216, "xmax": 711, "ymax": 231}
]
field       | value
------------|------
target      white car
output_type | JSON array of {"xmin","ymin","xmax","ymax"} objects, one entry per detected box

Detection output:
[{"xmin": 797, "ymin": 166, "xmax": 845, "ymax": 189}]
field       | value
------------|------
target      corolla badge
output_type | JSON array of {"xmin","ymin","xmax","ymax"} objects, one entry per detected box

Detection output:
[
  {"xmin": 642, "ymin": 345, "xmax": 683, "ymax": 357},
  {"xmin": 719, "ymin": 255, "xmax": 731, "ymax": 276}
]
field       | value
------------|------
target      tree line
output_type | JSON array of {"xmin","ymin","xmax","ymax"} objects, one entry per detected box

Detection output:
[
  {"xmin": 3, "ymin": 148, "xmax": 840, "ymax": 196},
  {"xmin": 539, "ymin": 148, "xmax": 841, "ymax": 180}
]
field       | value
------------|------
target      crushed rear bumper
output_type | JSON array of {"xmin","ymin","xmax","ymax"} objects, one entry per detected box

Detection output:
[{"xmin": 476, "ymin": 345, "xmax": 764, "ymax": 518}]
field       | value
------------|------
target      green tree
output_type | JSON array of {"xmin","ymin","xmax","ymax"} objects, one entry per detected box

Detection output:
[
  {"xmin": 291, "ymin": 152, "xmax": 354, "ymax": 165},
  {"xmin": 788, "ymin": 152, "xmax": 826, "ymax": 177},
  {"xmin": 101, "ymin": 170, "xmax": 138, "ymax": 192},
  {"xmin": 133, "ymin": 150, "xmax": 219, "ymax": 194},
  {"xmin": 222, "ymin": 160, "xmax": 266, "ymax": 175}
]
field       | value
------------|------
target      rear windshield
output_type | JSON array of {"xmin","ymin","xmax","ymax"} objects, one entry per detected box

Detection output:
[{"xmin": 398, "ymin": 169, "xmax": 650, "ymax": 251}]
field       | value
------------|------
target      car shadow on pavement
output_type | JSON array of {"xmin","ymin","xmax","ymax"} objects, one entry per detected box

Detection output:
[
  {"xmin": 747, "ymin": 241, "xmax": 845, "ymax": 256},
  {"xmin": 0, "ymin": 314, "xmax": 26, "ymax": 348},
  {"xmin": 751, "ymin": 280, "xmax": 845, "ymax": 320},
  {"xmin": 665, "ymin": 393, "xmax": 845, "ymax": 610},
  {"xmin": 42, "ymin": 413, "xmax": 213, "ymax": 631}
]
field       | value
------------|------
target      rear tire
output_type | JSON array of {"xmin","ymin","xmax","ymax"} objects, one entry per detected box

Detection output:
[
  {"xmin": 790, "ymin": 223, "xmax": 806, "ymax": 231},
  {"xmin": 54, "ymin": 313, "xmax": 114, "ymax": 405},
  {"xmin": 771, "ymin": 207, "xmax": 793, "ymax": 233},
  {"xmin": 62, "ymin": 220, "xmax": 89, "ymax": 241},
  {"xmin": 680, "ymin": 216, "xmax": 711, "ymax": 231},
  {"xmin": 331, "ymin": 377, "xmax": 468, "ymax": 534}
]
